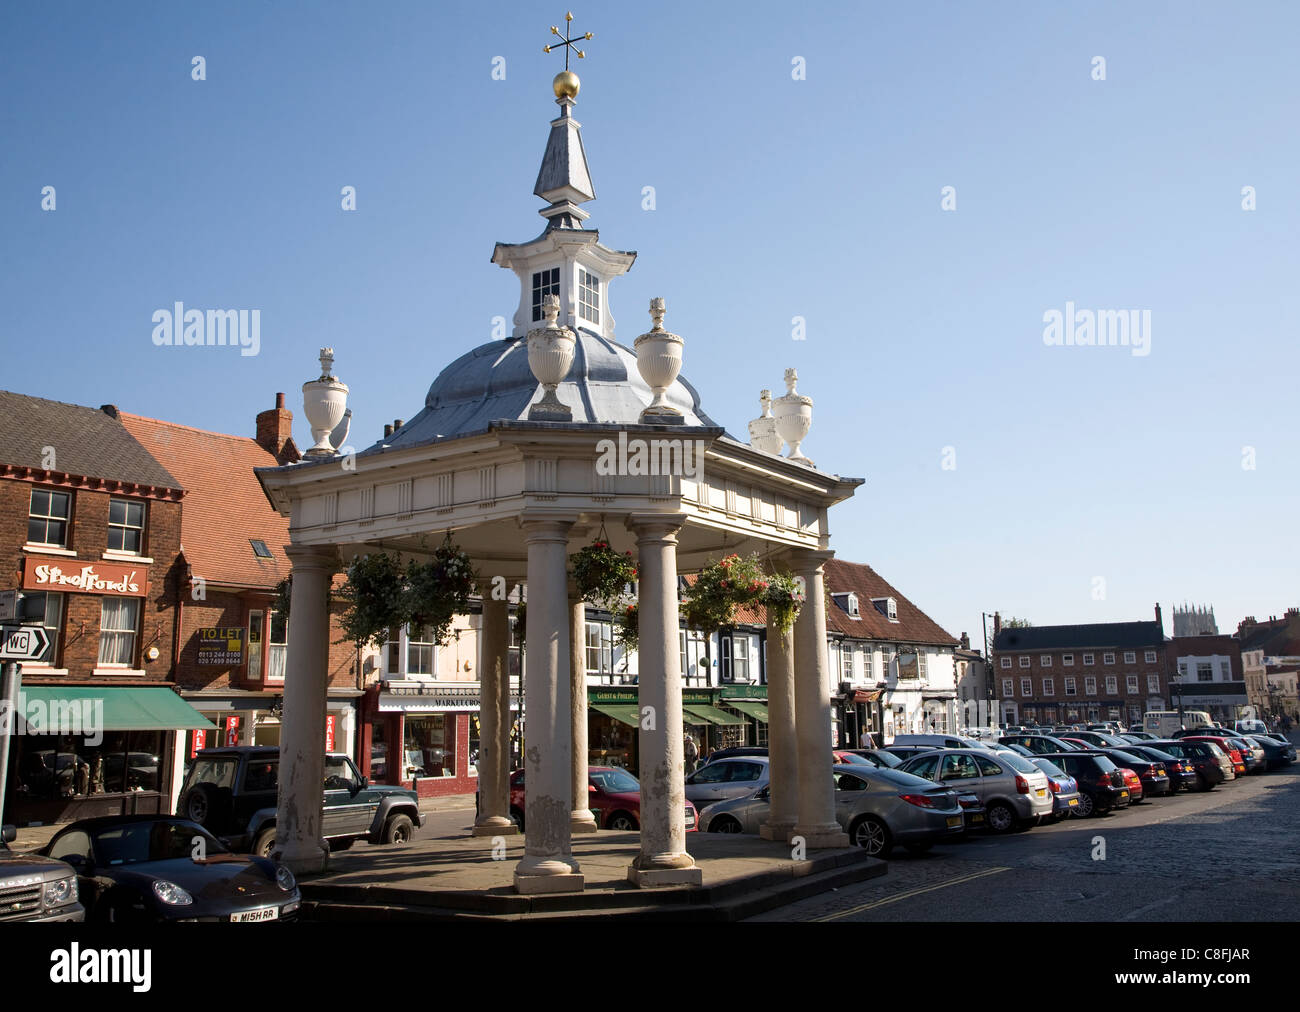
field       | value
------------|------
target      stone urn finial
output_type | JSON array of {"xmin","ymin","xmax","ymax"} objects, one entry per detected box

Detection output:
[
  {"xmin": 773, "ymin": 368, "xmax": 814, "ymax": 466},
  {"xmin": 302, "ymin": 348, "xmax": 349, "ymax": 457},
  {"xmin": 747, "ymin": 389, "xmax": 782, "ymax": 455},
  {"xmin": 527, "ymin": 293, "xmax": 576, "ymax": 420},
  {"xmin": 634, "ymin": 297, "xmax": 685, "ymax": 425}
]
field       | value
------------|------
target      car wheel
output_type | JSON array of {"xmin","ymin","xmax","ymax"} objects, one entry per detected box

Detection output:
[
  {"xmin": 382, "ymin": 813, "xmax": 414, "ymax": 845},
  {"xmin": 606, "ymin": 811, "xmax": 638, "ymax": 831},
  {"xmin": 850, "ymin": 815, "xmax": 892, "ymax": 858},
  {"xmin": 1075, "ymin": 792, "xmax": 1095, "ymax": 818},
  {"xmin": 182, "ymin": 783, "xmax": 226, "ymax": 828},
  {"xmin": 253, "ymin": 826, "xmax": 277, "ymax": 859},
  {"xmin": 986, "ymin": 802, "xmax": 1016, "ymax": 834},
  {"xmin": 709, "ymin": 814, "xmax": 743, "ymax": 834}
]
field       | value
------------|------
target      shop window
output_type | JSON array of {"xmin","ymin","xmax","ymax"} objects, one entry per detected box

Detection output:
[
  {"xmin": 369, "ymin": 719, "xmax": 388, "ymax": 782},
  {"xmin": 107, "ymin": 498, "xmax": 146, "ymax": 554},
  {"xmin": 405, "ymin": 714, "xmax": 455, "ymax": 778},
  {"xmin": 10, "ymin": 730, "xmax": 164, "ymax": 801},
  {"xmin": 469, "ymin": 714, "xmax": 481, "ymax": 774},
  {"xmin": 267, "ymin": 611, "xmax": 288, "ymax": 682},
  {"xmin": 27, "ymin": 488, "xmax": 71, "ymax": 547},
  {"xmin": 97, "ymin": 598, "xmax": 139, "ymax": 666}
]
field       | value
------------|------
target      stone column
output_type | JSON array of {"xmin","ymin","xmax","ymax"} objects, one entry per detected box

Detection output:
[
  {"xmin": 277, "ymin": 544, "xmax": 338, "ymax": 874},
  {"xmin": 790, "ymin": 550, "xmax": 850, "ymax": 848},
  {"xmin": 627, "ymin": 516, "xmax": 701, "ymax": 887},
  {"xmin": 472, "ymin": 585, "xmax": 516, "ymax": 836},
  {"xmin": 570, "ymin": 593, "xmax": 598, "ymax": 832},
  {"xmin": 759, "ymin": 623, "xmax": 798, "ymax": 842},
  {"xmin": 514, "ymin": 516, "xmax": 584, "ymax": 893}
]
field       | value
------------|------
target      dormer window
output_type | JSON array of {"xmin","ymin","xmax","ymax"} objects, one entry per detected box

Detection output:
[
  {"xmin": 531, "ymin": 267, "xmax": 561, "ymax": 322},
  {"xmin": 831, "ymin": 592, "xmax": 861, "ymax": 620},
  {"xmin": 871, "ymin": 596, "xmax": 899, "ymax": 622},
  {"xmin": 578, "ymin": 267, "xmax": 601, "ymax": 325},
  {"xmin": 846, "ymin": 592, "xmax": 859, "ymax": 618}
]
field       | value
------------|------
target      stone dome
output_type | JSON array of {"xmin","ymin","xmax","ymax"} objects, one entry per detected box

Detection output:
[{"xmin": 366, "ymin": 327, "xmax": 723, "ymax": 453}]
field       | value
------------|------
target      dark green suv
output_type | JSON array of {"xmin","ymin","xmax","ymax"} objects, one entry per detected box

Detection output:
[{"xmin": 177, "ymin": 746, "xmax": 423, "ymax": 857}]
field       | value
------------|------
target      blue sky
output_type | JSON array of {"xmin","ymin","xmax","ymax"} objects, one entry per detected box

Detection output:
[{"xmin": 2, "ymin": 1, "xmax": 1296, "ymax": 641}]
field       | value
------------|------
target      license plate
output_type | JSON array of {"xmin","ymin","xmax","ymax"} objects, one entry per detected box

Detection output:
[
  {"xmin": 231, "ymin": 906, "xmax": 279, "ymax": 923},
  {"xmin": 970, "ymin": 814, "xmax": 984, "ymax": 823},
  {"xmin": 1067, "ymin": 798, "xmax": 1079, "ymax": 807},
  {"xmin": 1035, "ymin": 789, "xmax": 1046, "ymax": 797},
  {"xmin": 946, "ymin": 816, "xmax": 962, "ymax": 828},
  {"xmin": 1119, "ymin": 790, "xmax": 1129, "ymax": 798}
]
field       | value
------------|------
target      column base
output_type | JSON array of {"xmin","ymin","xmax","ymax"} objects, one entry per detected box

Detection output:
[
  {"xmin": 471, "ymin": 817, "xmax": 519, "ymax": 837},
  {"xmin": 789, "ymin": 824, "xmax": 851, "ymax": 849},
  {"xmin": 278, "ymin": 841, "xmax": 330, "ymax": 875},
  {"xmin": 627, "ymin": 865, "xmax": 703, "ymax": 888},
  {"xmin": 759, "ymin": 819, "xmax": 797, "ymax": 842},
  {"xmin": 514, "ymin": 871, "xmax": 585, "ymax": 895},
  {"xmin": 571, "ymin": 812, "xmax": 599, "ymax": 834}
]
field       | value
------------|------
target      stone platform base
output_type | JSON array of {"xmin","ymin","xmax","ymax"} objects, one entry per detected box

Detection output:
[{"xmin": 514, "ymin": 872, "xmax": 586, "ymax": 895}]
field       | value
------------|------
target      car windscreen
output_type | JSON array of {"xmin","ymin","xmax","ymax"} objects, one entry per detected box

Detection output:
[
  {"xmin": 93, "ymin": 821, "xmax": 227, "ymax": 865},
  {"xmin": 1032, "ymin": 758, "xmax": 1065, "ymax": 778},
  {"xmin": 1106, "ymin": 750, "xmax": 1142, "ymax": 765},
  {"xmin": 591, "ymin": 768, "xmax": 640, "ymax": 793},
  {"xmin": 181, "ymin": 757, "xmax": 238, "ymax": 794}
]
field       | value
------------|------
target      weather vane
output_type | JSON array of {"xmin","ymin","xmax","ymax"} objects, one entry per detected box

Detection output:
[{"xmin": 543, "ymin": 11, "xmax": 593, "ymax": 71}]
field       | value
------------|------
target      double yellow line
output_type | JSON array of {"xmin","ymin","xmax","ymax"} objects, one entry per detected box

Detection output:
[{"xmin": 813, "ymin": 866, "xmax": 1010, "ymax": 922}]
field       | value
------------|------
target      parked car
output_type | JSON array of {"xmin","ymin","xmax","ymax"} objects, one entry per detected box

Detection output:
[
  {"xmin": 1113, "ymin": 744, "xmax": 1199, "ymax": 792},
  {"xmin": 839, "ymin": 749, "xmax": 904, "ymax": 769},
  {"xmin": 684, "ymin": 756, "xmax": 770, "ymax": 810},
  {"xmin": 1243, "ymin": 734, "xmax": 1296, "ymax": 770},
  {"xmin": 997, "ymin": 734, "xmax": 1081, "ymax": 755},
  {"xmin": 1087, "ymin": 748, "xmax": 1171, "ymax": 798},
  {"xmin": 832, "ymin": 750, "xmax": 880, "ymax": 766},
  {"xmin": 889, "ymin": 734, "xmax": 982, "ymax": 750},
  {"xmin": 1147, "ymin": 739, "xmax": 1231, "ymax": 787},
  {"xmin": 1049, "ymin": 752, "xmax": 1132, "ymax": 816},
  {"xmin": 1065, "ymin": 731, "xmax": 1131, "ymax": 749},
  {"xmin": 1182, "ymin": 736, "xmax": 1247, "ymax": 777},
  {"xmin": 0, "ymin": 824, "xmax": 84, "ymax": 922},
  {"xmin": 510, "ymin": 766, "xmax": 699, "ymax": 832},
  {"xmin": 987, "ymin": 741, "xmax": 1034, "ymax": 757},
  {"xmin": 1233, "ymin": 719, "xmax": 1269, "ymax": 736},
  {"xmin": 898, "ymin": 749, "xmax": 1053, "ymax": 833},
  {"xmin": 877, "ymin": 745, "xmax": 943, "ymax": 762},
  {"xmin": 1028, "ymin": 757, "xmax": 1082, "ymax": 820},
  {"xmin": 1120, "ymin": 730, "xmax": 1157, "ymax": 742},
  {"xmin": 39, "ymin": 815, "xmax": 300, "ymax": 923},
  {"xmin": 698, "ymin": 746, "xmax": 769, "ymax": 765},
  {"xmin": 1225, "ymin": 737, "xmax": 1266, "ymax": 774},
  {"xmin": 177, "ymin": 746, "xmax": 424, "ymax": 857}
]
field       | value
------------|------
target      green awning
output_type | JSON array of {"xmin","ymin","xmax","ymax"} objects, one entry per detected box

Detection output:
[
  {"xmin": 682, "ymin": 704, "xmax": 745, "ymax": 726},
  {"xmin": 725, "ymin": 700, "xmax": 769, "ymax": 722},
  {"xmin": 19, "ymin": 687, "xmax": 216, "ymax": 732},
  {"xmin": 590, "ymin": 703, "xmax": 641, "ymax": 727}
]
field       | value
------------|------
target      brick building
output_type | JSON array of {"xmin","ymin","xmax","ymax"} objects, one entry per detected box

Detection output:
[
  {"xmin": 991, "ymin": 605, "xmax": 1168, "ymax": 727},
  {"xmin": 1166, "ymin": 633, "xmax": 1246, "ymax": 724},
  {"xmin": 0, "ymin": 391, "xmax": 209, "ymax": 826}
]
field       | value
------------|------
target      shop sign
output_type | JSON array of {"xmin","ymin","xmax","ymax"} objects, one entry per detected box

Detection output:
[
  {"xmin": 224, "ymin": 715, "xmax": 241, "ymax": 746},
  {"xmin": 379, "ymin": 684, "xmax": 484, "ymax": 712},
  {"xmin": 720, "ymin": 685, "xmax": 767, "ymax": 699},
  {"xmin": 21, "ymin": 558, "xmax": 149, "ymax": 597},
  {"xmin": 325, "ymin": 714, "xmax": 336, "ymax": 752},
  {"xmin": 191, "ymin": 728, "xmax": 207, "ymax": 758},
  {"xmin": 198, "ymin": 627, "xmax": 245, "ymax": 666}
]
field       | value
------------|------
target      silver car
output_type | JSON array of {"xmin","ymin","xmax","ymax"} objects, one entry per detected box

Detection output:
[
  {"xmin": 698, "ymin": 764, "xmax": 965, "ymax": 858},
  {"xmin": 899, "ymin": 749, "xmax": 1053, "ymax": 832},
  {"xmin": 684, "ymin": 756, "xmax": 769, "ymax": 809}
]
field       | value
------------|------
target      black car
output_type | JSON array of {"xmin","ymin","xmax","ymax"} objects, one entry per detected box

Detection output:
[
  {"xmin": 699, "ymin": 746, "xmax": 769, "ymax": 765},
  {"xmin": 877, "ymin": 745, "xmax": 942, "ymax": 762},
  {"xmin": 1244, "ymin": 734, "xmax": 1296, "ymax": 770},
  {"xmin": 1116, "ymin": 744, "xmax": 1200, "ymax": 792},
  {"xmin": 1050, "ymin": 753, "xmax": 1131, "ymax": 817},
  {"xmin": 1144, "ymin": 739, "xmax": 1226, "ymax": 791},
  {"xmin": 997, "ymin": 734, "xmax": 1082, "ymax": 756},
  {"xmin": 39, "ymin": 815, "xmax": 301, "ymax": 923},
  {"xmin": 1085, "ymin": 748, "xmax": 1172, "ymax": 798}
]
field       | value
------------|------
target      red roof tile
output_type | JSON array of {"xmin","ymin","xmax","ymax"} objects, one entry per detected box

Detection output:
[
  {"xmin": 119, "ymin": 413, "xmax": 290, "ymax": 589},
  {"xmin": 822, "ymin": 558, "xmax": 957, "ymax": 647}
]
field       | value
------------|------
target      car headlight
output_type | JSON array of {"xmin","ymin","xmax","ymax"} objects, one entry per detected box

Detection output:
[
  {"xmin": 151, "ymin": 880, "xmax": 193, "ymax": 906},
  {"xmin": 275, "ymin": 865, "xmax": 296, "ymax": 892},
  {"xmin": 43, "ymin": 875, "xmax": 77, "ymax": 907}
]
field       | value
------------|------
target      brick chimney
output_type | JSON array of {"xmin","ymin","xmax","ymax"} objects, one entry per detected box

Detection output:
[
  {"xmin": 993, "ymin": 612, "xmax": 1002, "ymax": 638},
  {"xmin": 960, "ymin": 631, "xmax": 970, "ymax": 650},
  {"xmin": 1155, "ymin": 602, "xmax": 1163, "ymax": 633},
  {"xmin": 256, "ymin": 392, "xmax": 298, "ymax": 464}
]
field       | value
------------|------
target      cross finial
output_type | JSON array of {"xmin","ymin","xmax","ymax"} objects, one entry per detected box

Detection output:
[{"xmin": 543, "ymin": 11, "xmax": 593, "ymax": 71}]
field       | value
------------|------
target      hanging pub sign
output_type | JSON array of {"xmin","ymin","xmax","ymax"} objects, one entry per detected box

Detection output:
[
  {"xmin": 197, "ymin": 627, "xmax": 245, "ymax": 666},
  {"xmin": 21, "ymin": 558, "xmax": 149, "ymax": 597}
]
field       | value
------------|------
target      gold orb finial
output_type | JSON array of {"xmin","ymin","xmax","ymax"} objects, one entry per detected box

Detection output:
[{"xmin": 553, "ymin": 69, "xmax": 580, "ymax": 98}]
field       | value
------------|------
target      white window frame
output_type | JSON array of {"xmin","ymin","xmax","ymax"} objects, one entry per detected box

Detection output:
[
  {"xmin": 586, "ymin": 620, "xmax": 615, "ymax": 683},
  {"xmin": 1083, "ymin": 653, "xmax": 1095, "ymax": 666},
  {"xmin": 1040, "ymin": 655, "xmax": 1052, "ymax": 667},
  {"xmin": 1062, "ymin": 653, "xmax": 1074, "ymax": 666},
  {"xmin": 267, "ymin": 610, "xmax": 289, "ymax": 683},
  {"xmin": 106, "ymin": 497, "xmax": 146, "ymax": 555},
  {"xmin": 1103, "ymin": 652, "xmax": 1116, "ymax": 664},
  {"xmin": 1147, "ymin": 674, "xmax": 1160, "ymax": 694},
  {"xmin": 1043, "ymin": 677, "xmax": 1055, "ymax": 695},
  {"xmin": 1085, "ymin": 675, "xmax": 1097, "ymax": 696},
  {"xmin": 97, "ymin": 597, "xmax": 140, "ymax": 667},
  {"xmin": 1126, "ymin": 674, "xmax": 1139, "ymax": 694},
  {"xmin": 1144, "ymin": 650, "xmax": 1157, "ymax": 663},
  {"xmin": 1002, "ymin": 678, "xmax": 1014, "ymax": 698},
  {"xmin": 1019, "ymin": 656, "xmax": 1031, "ymax": 668},
  {"xmin": 1064, "ymin": 676, "xmax": 1076, "ymax": 696},
  {"xmin": 1123, "ymin": 651, "xmax": 1136, "ymax": 664},
  {"xmin": 1000, "ymin": 657, "xmax": 1011, "ymax": 669},
  {"xmin": 27, "ymin": 487, "xmax": 72, "ymax": 548},
  {"xmin": 577, "ymin": 267, "xmax": 601, "ymax": 325},
  {"xmin": 1020, "ymin": 678, "xmax": 1032, "ymax": 697},
  {"xmin": 1105, "ymin": 675, "xmax": 1118, "ymax": 695},
  {"xmin": 530, "ymin": 266, "xmax": 561, "ymax": 322}
]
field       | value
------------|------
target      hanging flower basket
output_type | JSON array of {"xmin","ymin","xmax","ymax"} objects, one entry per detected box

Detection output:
[
  {"xmin": 614, "ymin": 600, "xmax": 638, "ymax": 651},
  {"xmin": 570, "ymin": 539, "xmax": 637, "ymax": 608},
  {"xmin": 761, "ymin": 572, "xmax": 806, "ymax": 636},
  {"xmin": 681, "ymin": 553, "xmax": 768, "ymax": 630},
  {"xmin": 339, "ymin": 552, "xmax": 409, "ymax": 648},
  {"xmin": 406, "ymin": 540, "xmax": 476, "ymax": 646}
]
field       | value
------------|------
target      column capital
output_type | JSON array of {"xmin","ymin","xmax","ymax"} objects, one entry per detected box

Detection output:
[
  {"xmin": 790, "ymin": 547, "xmax": 835, "ymax": 574},
  {"xmin": 625, "ymin": 513, "xmax": 686, "ymax": 541},
  {"xmin": 284, "ymin": 543, "xmax": 340, "ymax": 572},
  {"xmin": 519, "ymin": 512, "xmax": 577, "ymax": 543}
]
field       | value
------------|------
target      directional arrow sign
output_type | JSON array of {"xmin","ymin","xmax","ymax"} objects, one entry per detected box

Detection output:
[{"xmin": 0, "ymin": 625, "xmax": 51, "ymax": 662}]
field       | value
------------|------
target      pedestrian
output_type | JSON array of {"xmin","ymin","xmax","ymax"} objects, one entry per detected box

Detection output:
[{"xmin": 684, "ymin": 733, "xmax": 699, "ymax": 775}]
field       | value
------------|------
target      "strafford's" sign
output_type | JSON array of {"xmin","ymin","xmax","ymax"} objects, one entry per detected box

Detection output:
[{"xmin": 22, "ymin": 559, "xmax": 149, "ymax": 597}]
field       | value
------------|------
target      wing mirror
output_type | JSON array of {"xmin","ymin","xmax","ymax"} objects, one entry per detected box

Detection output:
[
  {"xmin": 357, "ymin": 777, "xmax": 369, "ymax": 790},
  {"xmin": 1, "ymin": 825, "xmax": 15, "ymax": 844}
]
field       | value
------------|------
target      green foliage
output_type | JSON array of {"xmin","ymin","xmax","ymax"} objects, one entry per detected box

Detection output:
[
  {"xmin": 570, "ymin": 540, "xmax": 638, "ymax": 608},
  {"xmin": 338, "ymin": 552, "xmax": 409, "ymax": 648},
  {"xmin": 405, "ymin": 542, "xmax": 476, "ymax": 647},
  {"xmin": 681, "ymin": 553, "xmax": 769, "ymax": 631},
  {"xmin": 338, "ymin": 541, "xmax": 476, "ymax": 649},
  {"xmin": 614, "ymin": 601, "xmax": 638, "ymax": 651},
  {"xmin": 761, "ymin": 571, "xmax": 806, "ymax": 636},
  {"xmin": 273, "ymin": 576, "xmax": 292, "ymax": 619}
]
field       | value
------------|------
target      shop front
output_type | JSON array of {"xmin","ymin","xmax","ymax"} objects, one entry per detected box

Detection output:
[
  {"xmin": 181, "ymin": 690, "xmax": 358, "ymax": 769},
  {"xmin": 718, "ymin": 684, "xmax": 769, "ymax": 749},
  {"xmin": 2, "ymin": 686, "xmax": 214, "ymax": 827},
  {"xmin": 835, "ymin": 687, "xmax": 881, "ymax": 748},
  {"xmin": 365, "ymin": 680, "xmax": 511, "ymax": 798}
]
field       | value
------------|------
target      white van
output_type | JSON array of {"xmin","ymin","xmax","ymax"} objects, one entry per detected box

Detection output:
[
  {"xmin": 890, "ymin": 733, "xmax": 983, "ymax": 750},
  {"xmin": 1234, "ymin": 718, "xmax": 1268, "ymax": 735},
  {"xmin": 1143, "ymin": 710, "xmax": 1212, "ymax": 736}
]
